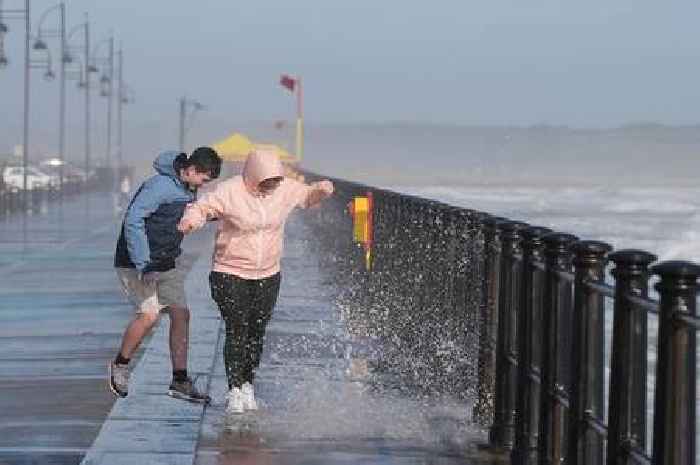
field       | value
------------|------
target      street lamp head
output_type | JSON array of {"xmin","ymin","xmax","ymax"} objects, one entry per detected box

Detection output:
[
  {"xmin": 33, "ymin": 38, "xmax": 48, "ymax": 51},
  {"xmin": 44, "ymin": 68, "xmax": 56, "ymax": 81}
]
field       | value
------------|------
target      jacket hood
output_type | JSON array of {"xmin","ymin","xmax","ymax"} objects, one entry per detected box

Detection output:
[
  {"xmin": 153, "ymin": 151, "xmax": 182, "ymax": 180},
  {"xmin": 242, "ymin": 149, "xmax": 284, "ymax": 190}
]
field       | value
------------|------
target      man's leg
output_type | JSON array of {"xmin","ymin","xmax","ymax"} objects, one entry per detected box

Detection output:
[
  {"xmin": 167, "ymin": 305, "xmax": 190, "ymax": 372},
  {"xmin": 118, "ymin": 311, "xmax": 160, "ymax": 359},
  {"xmin": 110, "ymin": 268, "xmax": 161, "ymax": 398},
  {"xmin": 161, "ymin": 268, "xmax": 209, "ymax": 403}
]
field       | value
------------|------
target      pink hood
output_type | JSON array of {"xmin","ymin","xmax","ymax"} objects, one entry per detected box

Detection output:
[
  {"xmin": 180, "ymin": 150, "xmax": 333, "ymax": 279},
  {"xmin": 242, "ymin": 149, "xmax": 284, "ymax": 192}
]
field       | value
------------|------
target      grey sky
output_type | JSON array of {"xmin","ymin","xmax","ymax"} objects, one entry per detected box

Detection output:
[{"xmin": 2, "ymin": 1, "xmax": 700, "ymax": 159}]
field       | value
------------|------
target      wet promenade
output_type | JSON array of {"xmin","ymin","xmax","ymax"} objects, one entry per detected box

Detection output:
[
  {"xmin": 1, "ymin": 193, "xmax": 500, "ymax": 465},
  {"xmin": 0, "ymin": 193, "xmax": 132, "ymax": 464}
]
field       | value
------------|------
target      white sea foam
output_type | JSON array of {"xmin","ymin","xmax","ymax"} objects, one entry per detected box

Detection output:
[{"xmin": 394, "ymin": 184, "xmax": 700, "ymax": 263}]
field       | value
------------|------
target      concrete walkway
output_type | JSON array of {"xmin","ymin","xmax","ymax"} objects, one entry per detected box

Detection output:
[
  {"xmin": 79, "ymin": 210, "xmax": 498, "ymax": 465},
  {"xmin": 0, "ymin": 193, "xmax": 135, "ymax": 465}
]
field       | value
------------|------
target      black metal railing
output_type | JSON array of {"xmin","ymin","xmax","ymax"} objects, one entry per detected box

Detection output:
[{"xmin": 302, "ymin": 174, "xmax": 698, "ymax": 465}]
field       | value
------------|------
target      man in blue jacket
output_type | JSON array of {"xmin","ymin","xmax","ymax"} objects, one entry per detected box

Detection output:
[{"xmin": 110, "ymin": 147, "xmax": 221, "ymax": 402}]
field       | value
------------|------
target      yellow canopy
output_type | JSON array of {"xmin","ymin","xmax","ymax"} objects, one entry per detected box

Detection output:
[
  {"xmin": 211, "ymin": 133, "xmax": 255, "ymax": 161},
  {"xmin": 210, "ymin": 132, "xmax": 299, "ymax": 164}
]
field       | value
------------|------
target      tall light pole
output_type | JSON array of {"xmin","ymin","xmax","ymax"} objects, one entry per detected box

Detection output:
[
  {"xmin": 178, "ymin": 96, "xmax": 205, "ymax": 152},
  {"xmin": 23, "ymin": 0, "xmax": 29, "ymax": 200},
  {"xmin": 116, "ymin": 45, "xmax": 123, "ymax": 173},
  {"xmin": 34, "ymin": 2, "xmax": 66, "ymax": 190},
  {"xmin": 105, "ymin": 36, "xmax": 114, "ymax": 186},
  {"xmin": 66, "ymin": 13, "xmax": 90, "ymax": 186},
  {"xmin": 0, "ymin": 0, "xmax": 9, "ymax": 68},
  {"xmin": 90, "ymin": 35, "xmax": 115, "ymax": 189},
  {"xmin": 0, "ymin": 0, "xmax": 32, "ymax": 204}
]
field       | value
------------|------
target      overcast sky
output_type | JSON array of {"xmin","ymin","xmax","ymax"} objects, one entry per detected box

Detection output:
[{"xmin": 2, "ymin": 1, "xmax": 700, "ymax": 158}]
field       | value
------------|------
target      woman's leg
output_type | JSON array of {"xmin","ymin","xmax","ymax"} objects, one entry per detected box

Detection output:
[
  {"xmin": 210, "ymin": 271, "xmax": 251, "ymax": 389},
  {"xmin": 245, "ymin": 273, "xmax": 281, "ymax": 384}
]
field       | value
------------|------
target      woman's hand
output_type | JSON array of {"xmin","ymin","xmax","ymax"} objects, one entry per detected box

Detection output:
[
  {"xmin": 178, "ymin": 218, "xmax": 196, "ymax": 234},
  {"xmin": 316, "ymin": 180, "xmax": 334, "ymax": 195},
  {"xmin": 306, "ymin": 180, "xmax": 334, "ymax": 208}
]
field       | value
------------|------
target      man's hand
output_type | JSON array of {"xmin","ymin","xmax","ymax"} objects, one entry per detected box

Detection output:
[{"xmin": 139, "ymin": 271, "xmax": 160, "ymax": 286}]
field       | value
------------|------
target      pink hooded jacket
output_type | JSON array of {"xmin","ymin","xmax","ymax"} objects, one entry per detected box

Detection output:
[{"xmin": 179, "ymin": 150, "xmax": 334, "ymax": 279}]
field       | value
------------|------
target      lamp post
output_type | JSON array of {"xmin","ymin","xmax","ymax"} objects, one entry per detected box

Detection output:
[
  {"xmin": 0, "ymin": 0, "xmax": 9, "ymax": 68},
  {"xmin": 90, "ymin": 35, "xmax": 114, "ymax": 189},
  {"xmin": 33, "ymin": 1, "xmax": 66, "ymax": 190},
  {"xmin": 65, "ymin": 13, "xmax": 90, "ymax": 186},
  {"xmin": 105, "ymin": 37, "xmax": 113, "ymax": 186},
  {"xmin": 116, "ymin": 46, "xmax": 134, "ymax": 175},
  {"xmin": 178, "ymin": 96, "xmax": 205, "ymax": 152},
  {"xmin": 115, "ymin": 46, "xmax": 134, "ymax": 182},
  {"xmin": 0, "ymin": 0, "xmax": 31, "ymax": 208},
  {"xmin": 117, "ymin": 46, "xmax": 122, "ymax": 173}
]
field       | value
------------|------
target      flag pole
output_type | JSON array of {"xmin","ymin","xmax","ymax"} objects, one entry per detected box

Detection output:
[{"xmin": 296, "ymin": 76, "xmax": 303, "ymax": 162}]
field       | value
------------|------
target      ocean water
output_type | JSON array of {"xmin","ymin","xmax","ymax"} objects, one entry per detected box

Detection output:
[{"xmin": 394, "ymin": 184, "xmax": 700, "ymax": 263}]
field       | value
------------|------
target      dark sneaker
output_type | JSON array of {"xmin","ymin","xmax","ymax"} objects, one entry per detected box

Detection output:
[
  {"xmin": 168, "ymin": 377, "xmax": 211, "ymax": 404},
  {"xmin": 108, "ymin": 362, "xmax": 129, "ymax": 398}
]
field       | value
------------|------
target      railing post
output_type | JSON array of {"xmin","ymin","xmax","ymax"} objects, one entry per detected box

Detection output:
[
  {"xmin": 606, "ymin": 250, "xmax": 656, "ymax": 465},
  {"xmin": 651, "ymin": 260, "xmax": 700, "ymax": 465},
  {"xmin": 538, "ymin": 232, "xmax": 578, "ymax": 465},
  {"xmin": 568, "ymin": 240, "xmax": 613, "ymax": 465},
  {"xmin": 490, "ymin": 220, "xmax": 528, "ymax": 449},
  {"xmin": 512, "ymin": 226, "xmax": 552, "ymax": 465},
  {"xmin": 474, "ymin": 216, "xmax": 505, "ymax": 426}
]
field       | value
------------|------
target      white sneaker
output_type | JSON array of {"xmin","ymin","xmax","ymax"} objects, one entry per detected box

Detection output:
[
  {"xmin": 225, "ymin": 387, "xmax": 245, "ymax": 415},
  {"xmin": 241, "ymin": 382, "xmax": 258, "ymax": 411}
]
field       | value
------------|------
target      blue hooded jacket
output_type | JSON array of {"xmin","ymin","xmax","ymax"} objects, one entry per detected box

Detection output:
[{"xmin": 114, "ymin": 151, "xmax": 195, "ymax": 272}]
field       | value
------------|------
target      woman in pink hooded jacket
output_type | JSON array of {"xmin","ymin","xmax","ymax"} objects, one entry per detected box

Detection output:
[{"xmin": 178, "ymin": 149, "xmax": 334, "ymax": 414}]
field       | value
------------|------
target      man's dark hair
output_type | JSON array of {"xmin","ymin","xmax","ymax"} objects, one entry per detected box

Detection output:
[{"xmin": 180, "ymin": 147, "xmax": 222, "ymax": 179}]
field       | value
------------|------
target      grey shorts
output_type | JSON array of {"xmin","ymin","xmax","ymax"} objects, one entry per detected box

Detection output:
[{"xmin": 116, "ymin": 267, "xmax": 187, "ymax": 315}]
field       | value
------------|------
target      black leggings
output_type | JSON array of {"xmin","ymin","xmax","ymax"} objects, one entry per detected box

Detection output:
[{"xmin": 209, "ymin": 271, "xmax": 281, "ymax": 389}]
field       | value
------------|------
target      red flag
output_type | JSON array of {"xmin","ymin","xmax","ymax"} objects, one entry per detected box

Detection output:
[{"xmin": 280, "ymin": 74, "xmax": 296, "ymax": 92}]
